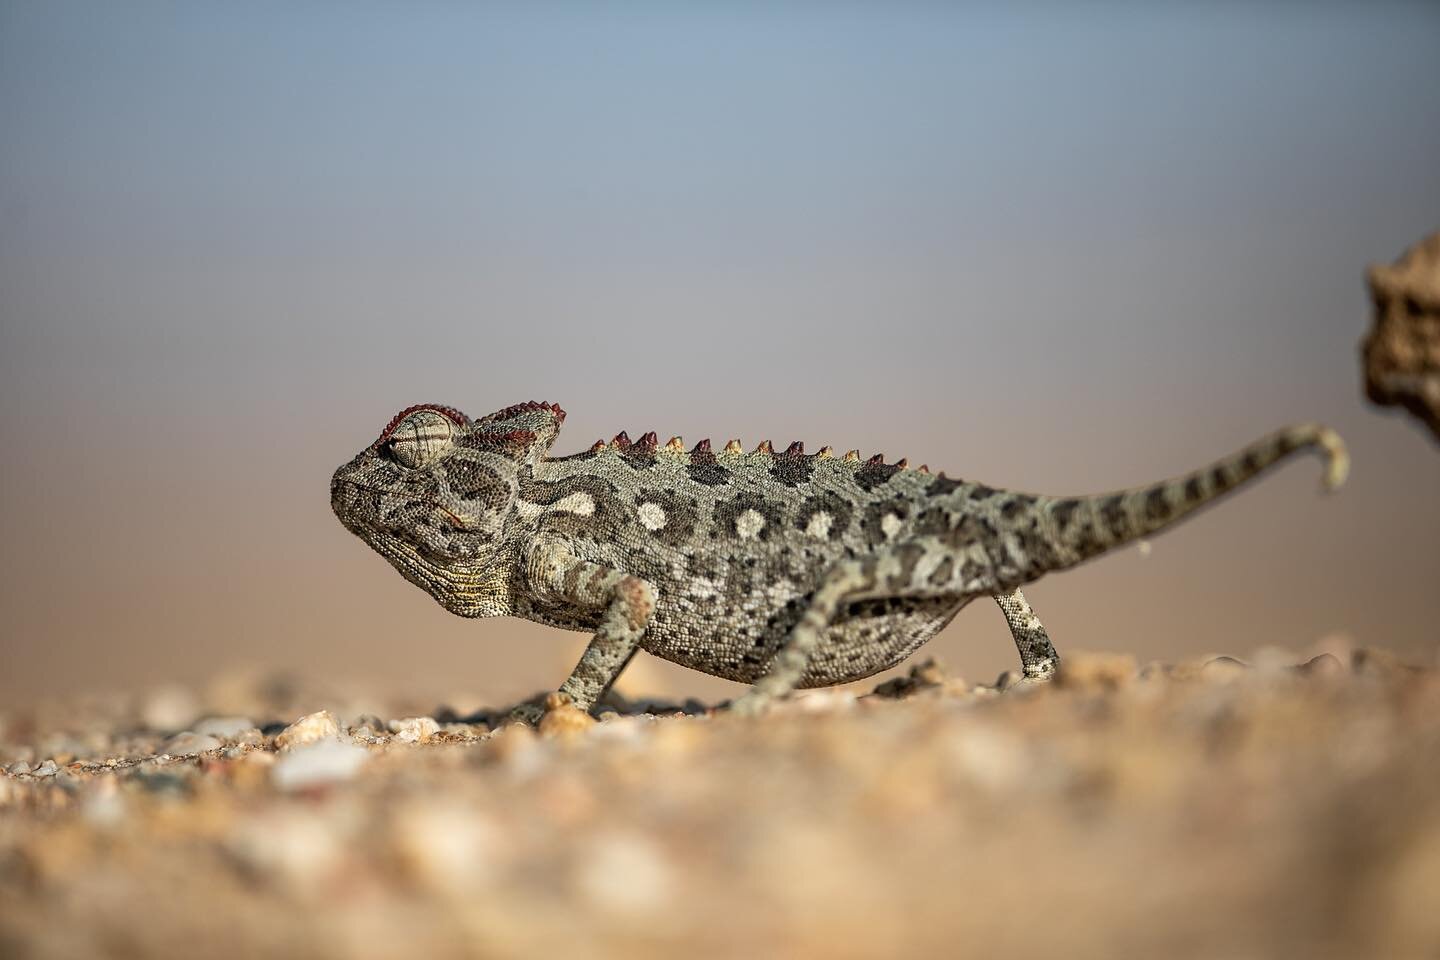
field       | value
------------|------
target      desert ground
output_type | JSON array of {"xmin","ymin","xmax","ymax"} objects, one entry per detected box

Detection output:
[{"xmin": 2, "ymin": 643, "xmax": 1437, "ymax": 960}]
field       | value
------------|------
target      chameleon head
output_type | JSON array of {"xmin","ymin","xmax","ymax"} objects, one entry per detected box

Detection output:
[
  {"xmin": 330, "ymin": 404, "xmax": 518, "ymax": 615},
  {"xmin": 330, "ymin": 401, "xmax": 567, "ymax": 617}
]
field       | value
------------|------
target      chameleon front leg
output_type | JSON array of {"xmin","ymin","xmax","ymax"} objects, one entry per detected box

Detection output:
[
  {"xmin": 523, "ymin": 538, "xmax": 658, "ymax": 716},
  {"xmin": 993, "ymin": 589, "xmax": 1060, "ymax": 680}
]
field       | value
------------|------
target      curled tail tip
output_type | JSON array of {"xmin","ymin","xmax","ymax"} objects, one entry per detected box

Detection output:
[
  {"xmin": 1322, "ymin": 435, "xmax": 1349, "ymax": 492},
  {"xmin": 1290, "ymin": 423, "xmax": 1348, "ymax": 492}
]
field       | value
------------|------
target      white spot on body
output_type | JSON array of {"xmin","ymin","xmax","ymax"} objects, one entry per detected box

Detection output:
[
  {"xmin": 804, "ymin": 511, "xmax": 833, "ymax": 538},
  {"xmin": 637, "ymin": 502, "xmax": 667, "ymax": 531},
  {"xmin": 881, "ymin": 513, "xmax": 904, "ymax": 540},
  {"xmin": 735, "ymin": 508, "xmax": 766, "ymax": 540}
]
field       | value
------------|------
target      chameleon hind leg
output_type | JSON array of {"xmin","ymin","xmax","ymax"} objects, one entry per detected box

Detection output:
[
  {"xmin": 732, "ymin": 541, "xmax": 1051, "ymax": 714},
  {"xmin": 994, "ymin": 589, "xmax": 1060, "ymax": 680}
]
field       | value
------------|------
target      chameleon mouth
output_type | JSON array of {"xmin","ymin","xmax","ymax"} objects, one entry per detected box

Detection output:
[{"xmin": 330, "ymin": 476, "xmax": 504, "ymax": 618}]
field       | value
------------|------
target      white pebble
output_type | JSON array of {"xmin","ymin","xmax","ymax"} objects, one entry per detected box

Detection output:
[
  {"xmin": 271, "ymin": 739, "xmax": 368, "ymax": 792},
  {"xmin": 576, "ymin": 833, "xmax": 672, "ymax": 914},
  {"xmin": 141, "ymin": 686, "xmax": 198, "ymax": 731},
  {"xmin": 393, "ymin": 802, "xmax": 501, "ymax": 889},
  {"xmin": 388, "ymin": 717, "xmax": 440, "ymax": 744}
]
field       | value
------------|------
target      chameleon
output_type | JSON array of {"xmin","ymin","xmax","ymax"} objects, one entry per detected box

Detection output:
[{"xmin": 331, "ymin": 402, "xmax": 1347, "ymax": 717}]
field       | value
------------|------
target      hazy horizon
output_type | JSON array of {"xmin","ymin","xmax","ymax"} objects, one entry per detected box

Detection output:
[{"xmin": 2, "ymin": 2, "xmax": 1438, "ymax": 710}]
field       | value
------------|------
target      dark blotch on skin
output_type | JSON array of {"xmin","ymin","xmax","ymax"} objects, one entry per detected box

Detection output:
[
  {"xmin": 794, "ymin": 492, "xmax": 854, "ymax": 540},
  {"xmin": 928, "ymin": 555, "xmax": 954, "ymax": 586},
  {"xmin": 442, "ymin": 459, "xmax": 501, "ymax": 498},
  {"xmin": 770, "ymin": 455, "xmax": 815, "ymax": 487},
  {"xmin": 886, "ymin": 543, "xmax": 927, "ymax": 590},
  {"xmin": 861, "ymin": 501, "xmax": 909, "ymax": 546},
  {"xmin": 687, "ymin": 461, "xmax": 732, "ymax": 486},
  {"xmin": 1144, "ymin": 488, "xmax": 1171, "ymax": 522},
  {"xmin": 940, "ymin": 512, "xmax": 988, "ymax": 550},
  {"xmin": 855, "ymin": 463, "xmax": 901, "ymax": 492},
  {"xmin": 1183, "ymin": 477, "xmax": 1203, "ymax": 502},
  {"xmin": 713, "ymin": 494, "xmax": 786, "ymax": 543},
  {"xmin": 634, "ymin": 487, "xmax": 699, "ymax": 548},
  {"xmin": 1000, "ymin": 495, "xmax": 1036, "ymax": 520},
  {"xmin": 1051, "ymin": 498, "xmax": 1080, "ymax": 532},
  {"xmin": 1100, "ymin": 496, "xmax": 1129, "ymax": 539},
  {"xmin": 621, "ymin": 449, "xmax": 658, "ymax": 470},
  {"xmin": 927, "ymin": 474, "xmax": 965, "ymax": 497},
  {"xmin": 913, "ymin": 506, "xmax": 951, "ymax": 537},
  {"xmin": 1014, "ymin": 518, "xmax": 1061, "ymax": 572}
]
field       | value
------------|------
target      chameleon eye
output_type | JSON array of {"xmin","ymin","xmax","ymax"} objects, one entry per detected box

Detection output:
[{"xmin": 386, "ymin": 409, "xmax": 457, "ymax": 469}]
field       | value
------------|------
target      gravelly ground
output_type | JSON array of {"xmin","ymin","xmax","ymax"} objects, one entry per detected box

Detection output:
[{"xmin": 2, "ymin": 646, "xmax": 1438, "ymax": 960}]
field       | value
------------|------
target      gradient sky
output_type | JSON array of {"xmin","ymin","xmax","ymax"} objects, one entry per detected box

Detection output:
[{"xmin": 2, "ymin": 2, "xmax": 1438, "ymax": 709}]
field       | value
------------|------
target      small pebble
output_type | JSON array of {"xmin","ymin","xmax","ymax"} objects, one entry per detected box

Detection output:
[
  {"xmin": 388, "ymin": 717, "xmax": 440, "ymax": 744},
  {"xmin": 141, "ymin": 686, "xmax": 198, "ymax": 731},
  {"xmin": 31, "ymin": 760, "xmax": 59, "ymax": 778},
  {"xmin": 538, "ymin": 693, "xmax": 595, "ymax": 739},
  {"xmin": 1298, "ymin": 653, "xmax": 1345, "ymax": 679},
  {"xmin": 8, "ymin": 761, "xmax": 32, "ymax": 776},
  {"xmin": 162, "ymin": 732, "xmax": 223, "ymax": 757},
  {"xmin": 192, "ymin": 717, "xmax": 258, "ymax": 740},
  {"xmin": 1055, "ymin": 652, "xmax": 1138, "ymax": 690},
  {"xmin": 271, "ymin": 739, "xmax": 368, "ymax": 791},
  {"xmin": 275, "ymin": 710, "xmax": 340, "ymax": 749},
  {"xmin": 1201, "ymin": 656, "xmax": 1250, "ymax": 681}
]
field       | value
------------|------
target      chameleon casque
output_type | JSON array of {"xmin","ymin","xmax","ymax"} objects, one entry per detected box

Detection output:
[{"xmin": 331, "ymin": 402, "xmax": 1347, "ymax": 717}]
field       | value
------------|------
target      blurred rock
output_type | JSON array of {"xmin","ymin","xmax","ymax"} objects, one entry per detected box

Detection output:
[
  {"xmin": 1200, "ymin": 655, "xmax": 1250, "ymax": 682},
  {"xmin": 140, "ymin": 686, "xmax": 198, "ymax": 731},
  {"xmin": 161, "ymin": 732, "xmax": 223, "ymax": 757},
  {"xmin": 2, "ymin": 648, "xmax": 1438, "ymax": 959},
  {"xmin": 1364, "ymin": 230, "xmax": 1440, "ymax": 442},
  {"xmin": 871, "ymin": 657, "xmax": 953, "ymax": 698},
  {"xmin": 538, "ymin": 692, "xmax": 595, "ymax": 739},
  {"xmin": 1297, "ymin": 653, "xmax": 1346, "ymax": 679},
  {"xmin": 388, "ymin": 716, "xmax": 440, "ymax": 744},
  {"xmin": 391, "ymin": 800, "xmax": 502, "ymax": 891},
  {"xmin": 274, "ymin": 710, "xmax": 339, "ymax": 749},
  {"xmin": 1054, "ymin": 651, "xmax": 1137, "ymax": 690},
  {"xmin": 192, "ymin": 716, "xmax": 258, "ymax": 740},
  {"xmin": 270, "ymin": 739, "xmax": 368, "ymax": 792}
]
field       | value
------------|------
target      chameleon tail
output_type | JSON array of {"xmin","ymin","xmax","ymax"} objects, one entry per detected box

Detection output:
[{"xmin": 1037, "ymin": 423, "xmax": 1347, "ymax": 572}]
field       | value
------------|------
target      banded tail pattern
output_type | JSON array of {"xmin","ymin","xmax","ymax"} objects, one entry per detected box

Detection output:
[{"xmin": 1039, "ymin": 424, "xmax": 1348, "ymax": 572}]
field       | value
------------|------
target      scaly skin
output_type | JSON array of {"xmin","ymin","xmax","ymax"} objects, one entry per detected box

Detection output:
[{"xmin": 331, "ymin": 402, "xmax": 1347, "ymax": 715}]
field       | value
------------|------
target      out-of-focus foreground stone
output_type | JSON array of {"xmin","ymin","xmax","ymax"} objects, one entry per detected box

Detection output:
[
  {"xmin": 1, "ymin": 647, "xmax": 1438, "ymax": 960},
  {"xmin": 1364, "ymin": 230, "xmax": 1440, "ymax": 442}
]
